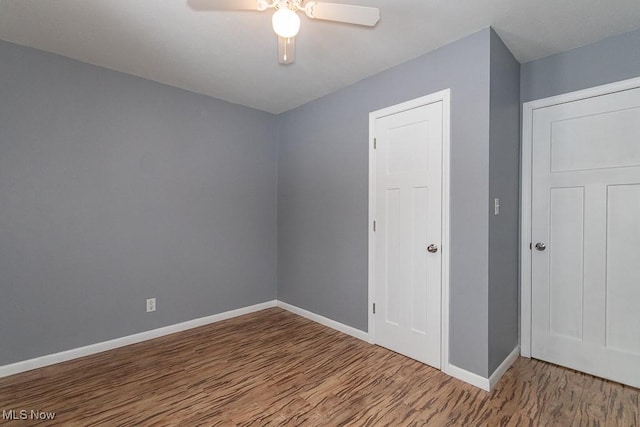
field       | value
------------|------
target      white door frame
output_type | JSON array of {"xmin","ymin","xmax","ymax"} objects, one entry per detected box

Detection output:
[
  {"xmin": 368, "ymin": 89, "xmax": 451, "ymax": 370},
  {"xmin": 520, "ymin": 76, "xmax": 640, "ymax": 357}
]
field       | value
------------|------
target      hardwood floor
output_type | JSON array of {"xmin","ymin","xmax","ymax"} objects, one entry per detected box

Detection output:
[{"xmin": 0, "ymin": 308, "xmax": 638, "ymax": 426}]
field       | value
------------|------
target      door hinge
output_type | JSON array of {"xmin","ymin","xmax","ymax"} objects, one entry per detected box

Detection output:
[
  {"xmin": 374, "ymin": 138, "xmax": 377, "ymax": 149},
  {"xmin": 373, "ymin": 303, "xmax": 376, "ymax": 314},
  {"xmin": 373, "ymin": 220, "xmax": 376, "ymax": 231}
]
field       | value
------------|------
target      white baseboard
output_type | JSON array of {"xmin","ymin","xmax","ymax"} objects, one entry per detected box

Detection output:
[
  {"xmin": 1, "ymin": 298, "xmax": 517, "ymax": 394},
  {"xmin": 489, "ymin": 345, "xmax": 520, "ymax": 390},
  {"xmin": 443, "ymin": 345, "xmax": 520, "ymax": 392},
  {"xmin": 0, "ymin": 300, "xmax": 277, "ymax": 378},
  {"xmin": 276, "ymin": 301, "xmax": 369, "ymax": 342},
  {"xmin": 443, "ymin": 363, "xmax": 491, "ymax": 391}
]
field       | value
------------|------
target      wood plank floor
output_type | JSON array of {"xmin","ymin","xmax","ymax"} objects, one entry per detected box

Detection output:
[{"xmin": 0, "ymin": 308, "xmax": 638, "ymax": 426}]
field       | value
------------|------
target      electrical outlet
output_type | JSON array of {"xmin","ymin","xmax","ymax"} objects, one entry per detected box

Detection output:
[
  {"xmin": 146, "ymin": 298, "xmax": 156, "ymax": 313},
  {"xmin": 494, "ymin": 198, "xmax": 500, "ymax": 215}
]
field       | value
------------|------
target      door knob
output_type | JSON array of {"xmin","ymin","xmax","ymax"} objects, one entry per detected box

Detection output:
[
  {"xmin": 427, "ymin": 244, "xmax": 438, "ymax": 253},
  {"xmin": 535, "ymin": 242, "xmax": 546, "ymax": 251}
]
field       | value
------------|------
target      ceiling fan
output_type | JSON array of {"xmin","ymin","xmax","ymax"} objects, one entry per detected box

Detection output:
[{"xmin": 188, "ymin": 0, "xmax": 380, "ymax": 64}]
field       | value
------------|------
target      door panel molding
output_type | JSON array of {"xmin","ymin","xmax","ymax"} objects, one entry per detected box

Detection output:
[
  {"xmin": 368, "ymin": 89, "xmax": 450, "ymax": 371},
  {"xmin": 521, "ymin": 76, "xmax": 640, "ymax": 358}
]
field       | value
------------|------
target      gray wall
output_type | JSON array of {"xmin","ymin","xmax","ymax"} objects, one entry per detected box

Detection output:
[
  {"xmin": 277, "ymin": 29, "xmax": 492, "ymax": 376},
  {"xmin": 1, "ymin": 27, "xmax": 529, "ymax": 379},
  {"xmin": 521, "ymin": 27, "xmax": 640, "ymax": 103},
  {"xmin": 488, "ymin": 29, "xmax": 521, "ymax": 374},
  {"xmin": 0, "ymin": 41, "xmax": 278, "ymax": 365}
]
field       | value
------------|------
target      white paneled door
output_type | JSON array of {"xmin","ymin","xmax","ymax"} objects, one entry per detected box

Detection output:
[
  {"xmin": 373, "ymin": 101, "xmax": 443, "ymax": 368},
  {"xmin": 531, "ymin": 86, "xmax": 640, "ymax": 388}
]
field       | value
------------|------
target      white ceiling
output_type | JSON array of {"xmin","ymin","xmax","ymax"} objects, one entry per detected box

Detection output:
[{"xmin": 1, "ymin": 1, "xmax": 639, "ymax": 113}]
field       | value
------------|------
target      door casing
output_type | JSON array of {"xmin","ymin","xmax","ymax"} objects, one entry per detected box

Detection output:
[
  {"xmin": 368, "ymin": 90, "xmax": 451, "ymax": 372},
  {"xmin": 520, "ymin": 76, "xmax": 640, "ymax": 357}
]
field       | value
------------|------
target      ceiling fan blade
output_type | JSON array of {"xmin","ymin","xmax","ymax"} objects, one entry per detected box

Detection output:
[
  {"xmin": 278, "ymin": 36, "xmax": 296, "ymax": 64},
  {"xmin": 305, "ymin": 2, "xmax": 380, "ymax": 26},
  {"xmin": 187, "ymin": 0, "xmax": 261, "ymax": 11}
]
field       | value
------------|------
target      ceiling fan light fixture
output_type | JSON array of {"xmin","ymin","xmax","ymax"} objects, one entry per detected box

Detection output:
[
  {"xmin": 190, "ymin": 0, "xmax": 381, "ymax": 65},
  {"xmin": 272, "ymin": 7, "xmax": 300, "ymax": 38}
]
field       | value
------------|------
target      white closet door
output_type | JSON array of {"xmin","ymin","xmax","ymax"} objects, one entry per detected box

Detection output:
[
  {"xmin": 374, "ymin": 101, "xmax": 443, "ymax": 368},
  {"xmin": 532, "ymin": 86, "xmax": 640, "ymax": 388}
]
